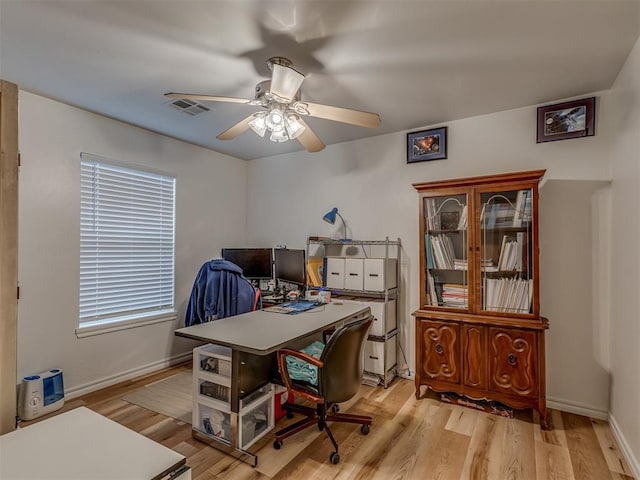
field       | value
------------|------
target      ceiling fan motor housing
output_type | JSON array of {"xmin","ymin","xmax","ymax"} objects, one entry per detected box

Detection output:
[{"xmin": 254, "ymin": 80, "xmax": 301, "ymax": 103}]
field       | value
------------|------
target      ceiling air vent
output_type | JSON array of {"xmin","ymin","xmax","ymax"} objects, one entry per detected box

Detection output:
[{"xmin": 168, "ymin": 98, "xmax": 210, "ymax": 116}]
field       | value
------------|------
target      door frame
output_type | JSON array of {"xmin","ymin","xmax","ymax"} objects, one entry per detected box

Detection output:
[{"xmin": 0, "ymin": 79, "xmax": 19, "ymax": 434}]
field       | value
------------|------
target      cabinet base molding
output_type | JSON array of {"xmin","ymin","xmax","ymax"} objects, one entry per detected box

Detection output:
[{"xmin": 439, "ymin": 391, "xmax": 514, "ymax": 418}]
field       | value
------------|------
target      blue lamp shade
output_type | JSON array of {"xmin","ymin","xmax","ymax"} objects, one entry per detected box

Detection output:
[{"xmin": 322, "ymin": 207, "xmax": 339, "ymax": 225}]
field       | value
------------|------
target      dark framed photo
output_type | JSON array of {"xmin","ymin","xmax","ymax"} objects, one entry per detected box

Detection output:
[
  {"xmin": 536, "ymin": 97, "xmax": 595, "ymax": 143},
  {"xmin": 407, "ymin": 126, "xmax": 447, "ymax": 163}
]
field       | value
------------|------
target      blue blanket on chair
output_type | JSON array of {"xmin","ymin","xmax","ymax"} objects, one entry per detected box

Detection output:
[{"xmin": 285, "ymin": 341, "xmax": 324, "ymax": 385}]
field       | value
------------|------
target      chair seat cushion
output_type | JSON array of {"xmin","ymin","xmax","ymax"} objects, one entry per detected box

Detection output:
[{"xmin": 285, "ymin": 340, "xmax": 324, "ymax": 385}]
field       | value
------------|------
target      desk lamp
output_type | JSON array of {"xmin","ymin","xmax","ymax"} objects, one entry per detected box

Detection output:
[{"xmin": 322, "ymin": 207, "xmax": 350, "ymax": 241}]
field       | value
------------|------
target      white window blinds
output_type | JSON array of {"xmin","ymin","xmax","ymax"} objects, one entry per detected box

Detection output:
[{"xmin": 80, "ymin": 154, "xmax": 176, "ymax": 326}]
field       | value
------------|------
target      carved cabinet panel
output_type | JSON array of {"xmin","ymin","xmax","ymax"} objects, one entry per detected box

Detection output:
[
  {"xmin": 489, "ymin": 328, "xmax": 538, "ymax": 398},
  {"xmin": 462, "ymin": 324, "xmax": 487, "ymax": 390},
  {"xmin": 417, "ymin": 320, "xmax": 459, "ymax": 384}
]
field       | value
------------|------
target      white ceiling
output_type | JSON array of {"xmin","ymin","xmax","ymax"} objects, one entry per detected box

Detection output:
[{"xmin": 1, "ymin": 0, "xmax": 638, "ymax": 160}]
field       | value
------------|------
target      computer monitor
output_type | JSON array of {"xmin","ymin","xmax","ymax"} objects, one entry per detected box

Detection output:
[
  {"xmin": 221, "ymin": 248, "xmax": 273, "ymax": 280},
  {"xmin": 274, "ymin": 248, "xmax": 306, "ymax": 286}
]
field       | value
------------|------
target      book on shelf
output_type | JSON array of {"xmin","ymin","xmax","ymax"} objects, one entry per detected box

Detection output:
[
  {"xmin": 442, "ymin": 283, "xmax": 468, "ymax": 308},
  {"xmin": 457, "ymin": 205, "xmax": 468, "ymax": 230},
  {"xmin": 512, "ymin": 190, "xmax": 528, "ymax": 227},
  {"xmin": 424, "ymin": 233, "xmax": 434, "ymax": 269},
  {"xmin": 484, "ymin": 277, "xmax": 532, "ymax": 313},
  {"xmin": 493, "ymin": 203, "xmax": 514, "ymax": 228}
]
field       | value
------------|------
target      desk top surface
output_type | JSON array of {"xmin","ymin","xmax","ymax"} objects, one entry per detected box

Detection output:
[
  {"xmin": 0, "ymin": 407, "xmax": 185, "ymax": 480},
  {"xmin": 175, "ymin": 302, "xmax": 370, "ymax": 355}
]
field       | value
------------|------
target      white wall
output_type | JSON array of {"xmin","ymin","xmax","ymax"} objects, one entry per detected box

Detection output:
[
  {"xmin": 17, "ymin": 91, "xmax": 248, "ymax": 395},
  {"xmin": 247, "ymin": 92, "xmax": 614, "ymax": 416},
  {"xmin": 608, "ymin": 35, "xmax": 640, "ymax": 475}
]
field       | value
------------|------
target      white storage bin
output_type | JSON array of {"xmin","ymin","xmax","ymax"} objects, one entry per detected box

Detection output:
[
  {"xmin": 363, "ymin": 337, "xmax": 397, "ymax": 376},
  {"xmin": 239, "ymin": 390, "xmax": 274, "ymax": 450},
  {"xmin": 325, "ymin": 257, "xmax": 345, "ymax": 289},
  {"xmin": 364, "ymin": 258, "xmax": 398, "ymax": 291},
  {"xmin": 368, "ymin": 299, "xmax": 397, "ymax": 336},
  {"xmin": 195, "ymin": 344, "xmax": 232, "ymax": 378},
  {"xmin": 198, "ymin": 378, "xmax": 230, "ymax": 403},
  {"xmin": 344, "ymin": 258, "xmax": 364, "ymax": 290},
  {"xmin": 194, "ymin": 402, "xmax": 231, "ymax": 444}
]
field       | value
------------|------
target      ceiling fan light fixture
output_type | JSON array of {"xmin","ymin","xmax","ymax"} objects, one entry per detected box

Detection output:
[
  {"xmin": 285, "ymin": 114, "xmax": 305, "ymax": 139},
  {"xmin": 248, "ymin": 112, "xmax": 267, "ymax": 137},
  {"xmin": 269, "ymin": 128, "xmax": 289, "ymax": 143}
]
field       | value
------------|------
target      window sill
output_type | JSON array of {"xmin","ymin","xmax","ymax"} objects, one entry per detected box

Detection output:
[{"xmin": 76, "ymin": 310, "xmax": 177, "ymax": 338}]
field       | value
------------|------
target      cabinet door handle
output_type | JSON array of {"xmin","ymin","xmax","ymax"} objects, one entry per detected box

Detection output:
[
  {"xmin": 435, "ymin": 343, "xmax": 444, "ymax": 355},
  {"xmin": 507, "ymin": 353, "xmax": 518, "ymax": 366}
]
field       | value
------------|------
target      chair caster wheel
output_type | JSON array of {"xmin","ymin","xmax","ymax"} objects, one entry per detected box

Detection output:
[
  {"xmin": 330, "ymin": 452, "xmax": 340, "ymax": 464},
  {"xmin": 273, "ymin": 440, "xmax": 282, "ymax": 450},
  {"xmin": 361, "ymin": 424, "xmax": 370, "ymax": 435},
  {"xmin": 286, "ymin": 410, "xmax": 294, "ymax": 419},
  {"xmin": 331, "ymin": 404, "xmax": 340, "ymax": 413}
]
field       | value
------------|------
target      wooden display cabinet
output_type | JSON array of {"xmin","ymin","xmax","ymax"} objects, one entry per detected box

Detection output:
[{"xmin": 412, "ymin": 170, "xmax": 549, "ymax": 427}]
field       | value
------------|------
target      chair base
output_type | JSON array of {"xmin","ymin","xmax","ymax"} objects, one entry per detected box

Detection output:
[{"xmin": 273, "ymin": 401, "xmax": 372, "ymax": 462}]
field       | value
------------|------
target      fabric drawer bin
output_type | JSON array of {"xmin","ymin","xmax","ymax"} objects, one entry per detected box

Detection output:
[{"xmin": 325, "ymin": 257, "xmax": 345, "ymax": 289}]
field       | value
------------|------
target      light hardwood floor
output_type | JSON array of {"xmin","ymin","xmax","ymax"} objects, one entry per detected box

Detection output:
[{"xmin": 24, "ymin": 363, "xmax": 634, "ymax": 480}]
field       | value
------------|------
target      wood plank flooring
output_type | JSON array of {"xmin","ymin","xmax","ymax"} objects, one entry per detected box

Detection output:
[{"xmin": 22, "ymin": 363, "xmax": 634, "ymax": 480}]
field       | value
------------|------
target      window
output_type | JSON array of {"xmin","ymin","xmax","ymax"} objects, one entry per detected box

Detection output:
[{"xmin": 79, "ymin": 153, "xmax": 176, "ymax": 333}]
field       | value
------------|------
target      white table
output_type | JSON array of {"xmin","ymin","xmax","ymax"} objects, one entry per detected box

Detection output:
[
  {"xmin": 175, "ymin": 301, "xmax": 371, "ymax": 466},
  {"xmin": 0, "ymin": 407, "xmax": 189, "ymax": 480}
]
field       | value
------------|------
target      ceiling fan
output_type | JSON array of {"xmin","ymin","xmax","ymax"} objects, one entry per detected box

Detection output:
[{"xmin": 165, "ymin": 57, "xmax": 381, "ymax": 153}]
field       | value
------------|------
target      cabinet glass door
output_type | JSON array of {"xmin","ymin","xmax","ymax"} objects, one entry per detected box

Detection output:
[
  {"xmin": 423, "ymin": 193, "xmax": 468, "ymax": 309},
  {"xmin": 479, "ymin": 188, "xmax": 533, "ymax": 315}
]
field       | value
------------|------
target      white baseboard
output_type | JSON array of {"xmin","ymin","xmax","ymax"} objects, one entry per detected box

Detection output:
[
  {"xmin": 608, "ymin": 412, "xmax": 640, "ymax": 479},
  {"xmin": 547, "ymin": 396, "xmax": 608, "ymax": 420},
  {"xmin": 64, "ymin": 352, "xmax": 192, "ymax": 400}
]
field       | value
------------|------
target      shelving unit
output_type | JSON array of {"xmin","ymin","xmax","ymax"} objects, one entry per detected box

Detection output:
[
  {"xmin": 413, "ymin": 170, "xmax": 549, "ymax": 427},
  {"xmin": 192, "ymin": 344, "xmax": 274, "ymax": 451},
  {"xmin": 306, "ymin": 237, "xmax": 401, "ymax": 387}
]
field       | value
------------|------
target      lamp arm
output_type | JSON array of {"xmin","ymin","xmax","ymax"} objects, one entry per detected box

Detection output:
[{"xmin": 335, "ymin": 211, "xmax": 347, "ymax": 240}]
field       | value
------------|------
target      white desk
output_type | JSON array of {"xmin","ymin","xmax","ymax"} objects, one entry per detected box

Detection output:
[
  {"xmin": 176, "ymin": 302, "xmax": 370, "ymax": 355},
  {"xmin": 175, "ymin": 302, "xmax": 371, "ymax": 466},
  {"xmin": 0, "ymin": 407, "xmax": 189, "ymax": 480}
]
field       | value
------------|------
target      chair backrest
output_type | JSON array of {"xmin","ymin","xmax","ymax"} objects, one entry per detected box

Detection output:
[{"xmin": 317, "ymin": 316, "xmax": 372, "ymax": 404}]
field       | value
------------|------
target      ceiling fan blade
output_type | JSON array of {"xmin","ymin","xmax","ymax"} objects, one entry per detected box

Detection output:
[
  {"xmin": 296, "ymin": 118, "xmax": 325, "ymax": 152},
  {"xmin": 216, "ymin": 114, "xmax": 255, "ymax": 141},
  {"xmin": 270, "ymin": 64, "xmax": 305, "ymax": 103},
  {"xmin": 165, "ymin": 93, "xmax": 252, "ymax": 104},
  {"xmin": 300, "ymin": 102, "xmax": 381, "ymax": 129}
]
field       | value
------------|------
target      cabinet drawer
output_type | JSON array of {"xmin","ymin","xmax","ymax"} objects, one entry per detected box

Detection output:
[
  {"xmin": 325, "ymin": 257, "xmax": 345, "ymax": 289},
  {"xmin": 364, "ymin": 258, "xmax": 397, "ymax": 291},
  {"xmin": 344, "ymin": 258, "xmax": 364, "ymax": 290},
  {"xmin": 198, "ymin": 378, "xmax": 230, "ymax": 404},
  {"xmin": 239, "ymin": 391, "xmax": 274, "ymax": 450},
  {"xmin": 363, "ymin": 337, "xmax": 396, "ymax": 375},
  {"xmin": 417, "ymin": 320, "xmax": 460, "ymax": 384},
  {"xmin": 194, "ymin": 401, "xmax": 231, "ymax": 444},
  {"xmin": 489, "ymin": 328, "xmax": 538, "ymax": 398},
  {"xmin": 195, "ymin": 344, "xmax": 232, "ymax": 378}
]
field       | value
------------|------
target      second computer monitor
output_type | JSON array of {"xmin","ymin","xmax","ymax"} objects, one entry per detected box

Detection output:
[
  {"xmin": 221, "ymin": 248, "xmax": 273, "ymax": 280},
  {"xmin": 274, "ymin": 248, "xmax": 306, "ymax": 286}
]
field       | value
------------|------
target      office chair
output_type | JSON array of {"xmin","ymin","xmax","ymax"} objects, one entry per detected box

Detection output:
[{"xmin": 273, "ymin": 317, "xmax": 373, "ymax": 464}]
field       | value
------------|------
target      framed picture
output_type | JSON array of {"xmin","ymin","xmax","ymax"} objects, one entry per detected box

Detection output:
[
  {"xmin": 536, "ymin": 97, "xmax": 595, "ymax": 143},
  {"xmin": 407, "ymin": 126, "xmax": 447, "ymax": 163}
]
